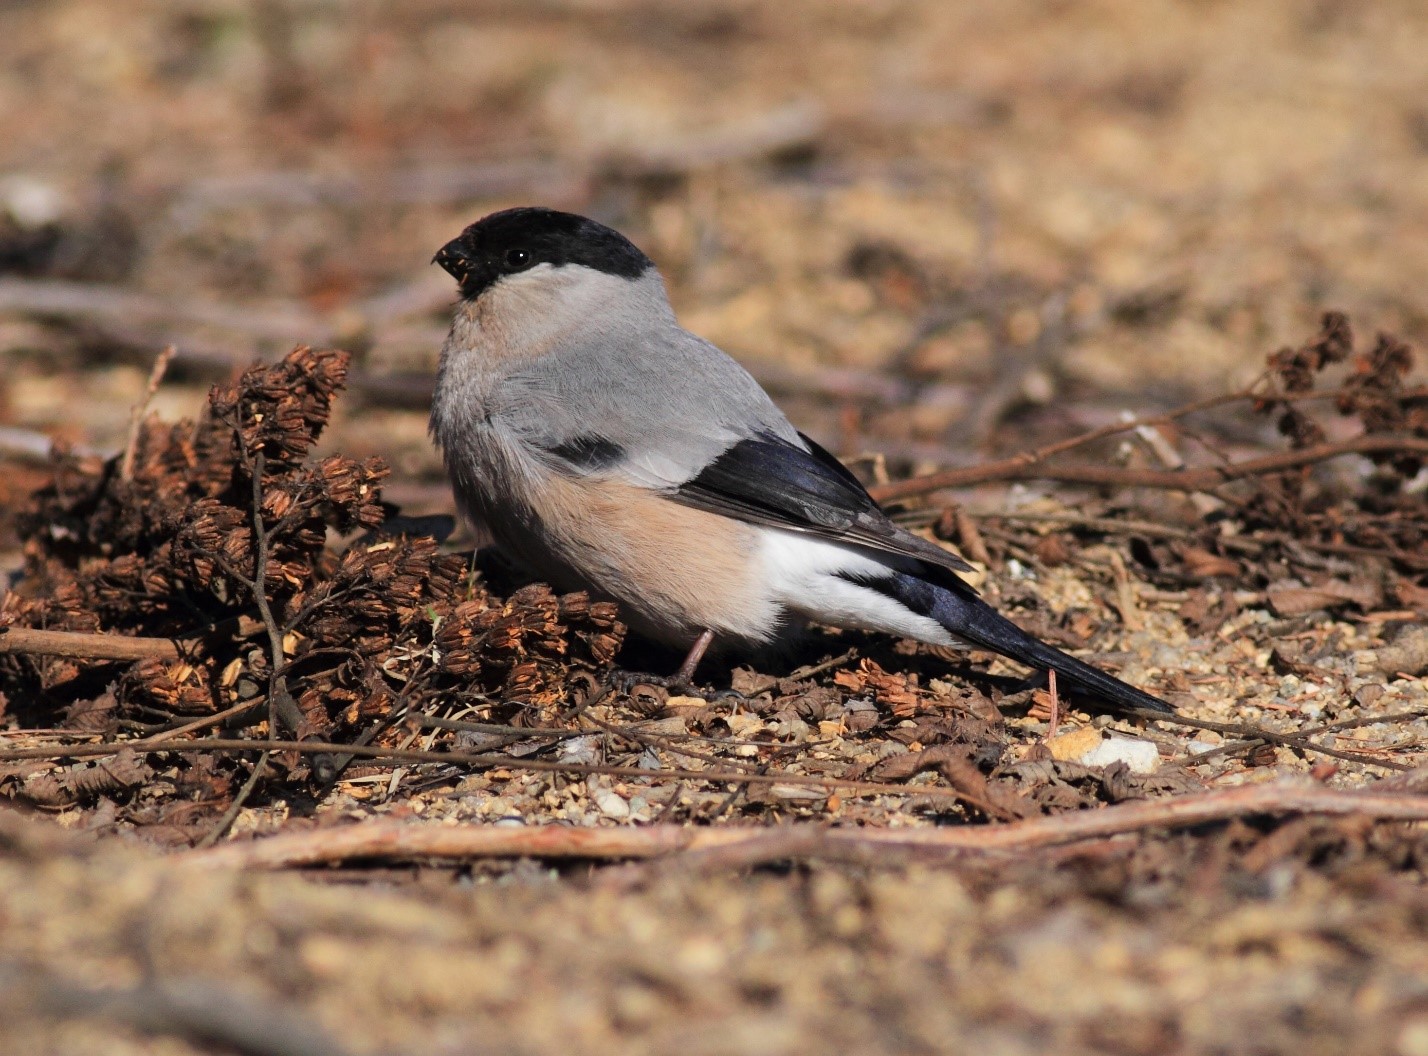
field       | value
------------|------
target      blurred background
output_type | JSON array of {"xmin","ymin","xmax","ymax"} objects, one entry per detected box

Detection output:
[{"xmin": 2, "ymin": 0, "xmax": 1427, "ymax": 512}]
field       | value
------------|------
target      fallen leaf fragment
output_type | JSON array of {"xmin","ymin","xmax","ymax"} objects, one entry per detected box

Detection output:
[{"xmin": 1357, "ymin": 625, "xmax": 1428, "ymax": 677}]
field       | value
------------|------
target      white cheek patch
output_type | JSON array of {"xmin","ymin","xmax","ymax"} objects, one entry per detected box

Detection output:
[
  {"xmin": 481, "ymin": 263, "xmax": 640, "ymax": 353},
  {"xmin": 490, "ymin": 260, "xmax": 558, "ymax": 296}
]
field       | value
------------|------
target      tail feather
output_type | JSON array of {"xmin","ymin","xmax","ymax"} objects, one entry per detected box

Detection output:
[{"xmin": 881, "ymin": 572, "xmax": 1175, "ymax": 715}]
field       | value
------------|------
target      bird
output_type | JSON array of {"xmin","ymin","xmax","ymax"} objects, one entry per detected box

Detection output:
[{"xmin": 429, "ymin": 206, "xmax": 1174, "ymax": 715}]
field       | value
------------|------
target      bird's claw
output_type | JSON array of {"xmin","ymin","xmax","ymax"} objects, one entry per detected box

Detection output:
[
  {"xmin": 604, "ymin": 669, "xmax": 687, "ymax": 696},
  {"xmin": 602, "ymin": 669, "xmax": 746, "ymax": 702}
]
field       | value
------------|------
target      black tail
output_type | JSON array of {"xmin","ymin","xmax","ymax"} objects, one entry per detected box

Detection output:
[{"xmin": 876, "ymin": 572, "xmax": 1175, "ymax": 715}]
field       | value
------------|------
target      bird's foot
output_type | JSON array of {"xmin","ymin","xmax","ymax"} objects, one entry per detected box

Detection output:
[
  {"xmin": 605, "ymin": 669, "xmax": 688, "ymax": 695},
  {"xmin": 603, "ymin": 628, "xmax": 725, "ymax": 700},
  {"xmin": 602, "ymin": 668, "xmax": 746, "ymax": 703}
]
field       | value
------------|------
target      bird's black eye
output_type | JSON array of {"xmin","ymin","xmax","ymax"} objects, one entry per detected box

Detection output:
[{"xmin": 503, "ymin": 248, "xmax": 531, "ymax": 271}]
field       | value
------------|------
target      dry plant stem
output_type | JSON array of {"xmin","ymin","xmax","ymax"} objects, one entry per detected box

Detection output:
[
  {"xmin": 870, "ymin": 433, "xmax": 1428, "ymax": 502},
  {"xmin": 313, "ymin": 692, "xmax": 425, "ymax": 787},
  {"xmin": 785, "ymin": 648, "xmax": 859, "ymax": 681},
  {"xmin": 578, "ymin": 712, "xmax": 755, "ymax": 771},
  {"xmin": 965, "ymin": 387, "xmax": 1263, "ymax": 473},
  {"xmin": 1104, "ymin": 547, "xmax": 1142, "ymax": 629},
  {"xmin": 243, "ymin": 449, "xmax": 301, "ymax": 736},
  {"xmin": 953, "ymin": 506, "xmax": 992, "ymax": 566},
  {"xmin": 191, "ymin": 447, "xmax": 295, "ymax": 834},
  {"xmin": 1134, "ymin": 707, "xmax": 1422, "ymax": 771},
  {"xmin": 0, "ymin": 737, "xmax": 1013, "ymax": 803},
  {"xmin": 0, "ymin": 613, "xmax": 265, "ymax": 662},
  {"xmin": 1189, "ymin": 736, "xmax": 1396, "ymax": 771},
  {"xmin": 982, "ymin": 510, "xmax": 1428, "ymax": 571},
  {"xmin": 984, "ymin": 511, "xmax": 1255, "ymax": 548},
  {"xmin": 706, "ymin": 760, "xmax": 768, "ymax": 821},
  {"xmin": 181, "ymin": 782, "xmax": 1428, "ymax": 870},
  {"xmin": 147, "ymin": 699, "xmax": 266, "ymax": 743},
  {"xmin": 411, "ymin": 713, "xmax": 595, "ymax": 755},
  {"xmin": 0, "ymin": 626, "xmax": 183, "ymax": 661},
  {"xmin": 416, "ymin": 712, "xmax": 801, "ymax": 757},
  {"xmin": 315, "ymin": 665, "xmax": 449, "ymax": 785},
  {"xmin": 196, "ymin": 750, "xmax": 271, "ymax": 849},
  {"xmin": 119, "ymin": 344, "xmax": 175, "ymax": 482}
]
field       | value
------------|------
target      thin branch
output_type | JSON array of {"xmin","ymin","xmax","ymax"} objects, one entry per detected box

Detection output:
[
  {"xmin": 195, "ymin": 750, "xmax": 271, "ymax": 849},
  {"xmin": 0, "ymin": 626, "xmax": 182, "ymax": 661},
  {"xmin": 180, "ymin": 782, "xmax": 1428, "ymax": 869},
  {"xmin": 241, "ymin": 449, "xmax": 302, "ymax": 736},
  {"xmin": 1138, "ymin": 707, "xmax": 1426, "ymax": 772},
  {"xmin": 119, "ymin": 344, "xmax": 176, "ymax": 481},
  {"xmin": 0, "ymin": 737, "xmax": 987, "ymax": 803},
  {"xmin": 969, "ymin": 509, "xmax": 1428, "ymax": 571},
  {"xmin": 981, "ymin": 510, "xmax": 1223, "ymax": 543},
  {"xmin": 870, "ymin": 434, "xmax": 1428, "ymax": 502},
  {"xmin": 246, "ymin": 452, "xmax": 286, "ymax": 674},
  {"xmin": 784, "ymin": 648, "xmax": 859, "ymax": 681},
  {"xmin": 147, "ymin": 699, "xmax": 266, "ymax": 743},
  {"xmin": 0, "ymin": 613, "xmax": 265, "ymax": 662},
  {"xmin": 413, "ymin": 712, "xmax": 617, "ymax": 754}
]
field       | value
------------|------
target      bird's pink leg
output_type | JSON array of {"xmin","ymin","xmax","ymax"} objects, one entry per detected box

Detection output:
[{"xmin": 673, "ymin": 628, "xmax": 715, "ymax": 686}]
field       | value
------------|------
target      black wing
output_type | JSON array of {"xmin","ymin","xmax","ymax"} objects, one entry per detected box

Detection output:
[{"xmin": 667, "ymin": 431, "xmax": 973, "ymax": 575}]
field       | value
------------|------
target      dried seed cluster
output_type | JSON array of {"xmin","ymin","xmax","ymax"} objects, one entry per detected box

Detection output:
[
  {"xmin": 0, "ymin": 346, "xmax": 625, "ymax": 758},
  {"xmin": 1264, "ymin": 312, "xmax": 1427, "ymax": 476},
  {"xmin": 1248, "ymin": 313, "xmax": 1427, "ymax": 555}
]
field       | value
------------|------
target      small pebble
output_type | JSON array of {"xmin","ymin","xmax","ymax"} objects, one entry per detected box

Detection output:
[
  {"xmin": 593, "ymin": 789, "xmax": 631, "ymax": 819},
  {"xmin": 1080, "ymin": 736, "xmax": 1160, "ymax": 773}
]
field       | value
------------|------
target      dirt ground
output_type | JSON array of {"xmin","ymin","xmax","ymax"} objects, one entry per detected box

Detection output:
[{"xmin": 2, "ymin": 2, "xmax": 1428, "ymax": 1054}]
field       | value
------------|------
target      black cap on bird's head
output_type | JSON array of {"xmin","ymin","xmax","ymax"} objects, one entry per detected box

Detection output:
[{"xmin": 433, "ymin": 207, "xmax": 654, "ymax": 300}]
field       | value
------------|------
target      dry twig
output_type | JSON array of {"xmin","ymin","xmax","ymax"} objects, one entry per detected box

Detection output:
[
  {"xmin": 870, "ymin": 434, "xmax": 1428, "ymax": 502},
  {"xmin": 119, "ymin": 344, "xmax": 175, "ymax": 482},
  {"xmin": 1140, "ymin": 707, "xmax": 1426, "ymax": 772},
  {"xmin": 0, "ymin": 627, "xmax": 184, "ymax": 662},
  {"xmin": 181, "ymin": 782, "xmax": 1428, "ymax": 869},
  {"xmin": 0, "ymin": 736, "xmax": 984, "ymax": 803}
]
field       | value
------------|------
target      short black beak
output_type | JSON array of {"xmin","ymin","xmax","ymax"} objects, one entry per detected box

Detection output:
[{"xmin": 433, "ymin": 239, "xmax": 471, "ymax": 283}]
